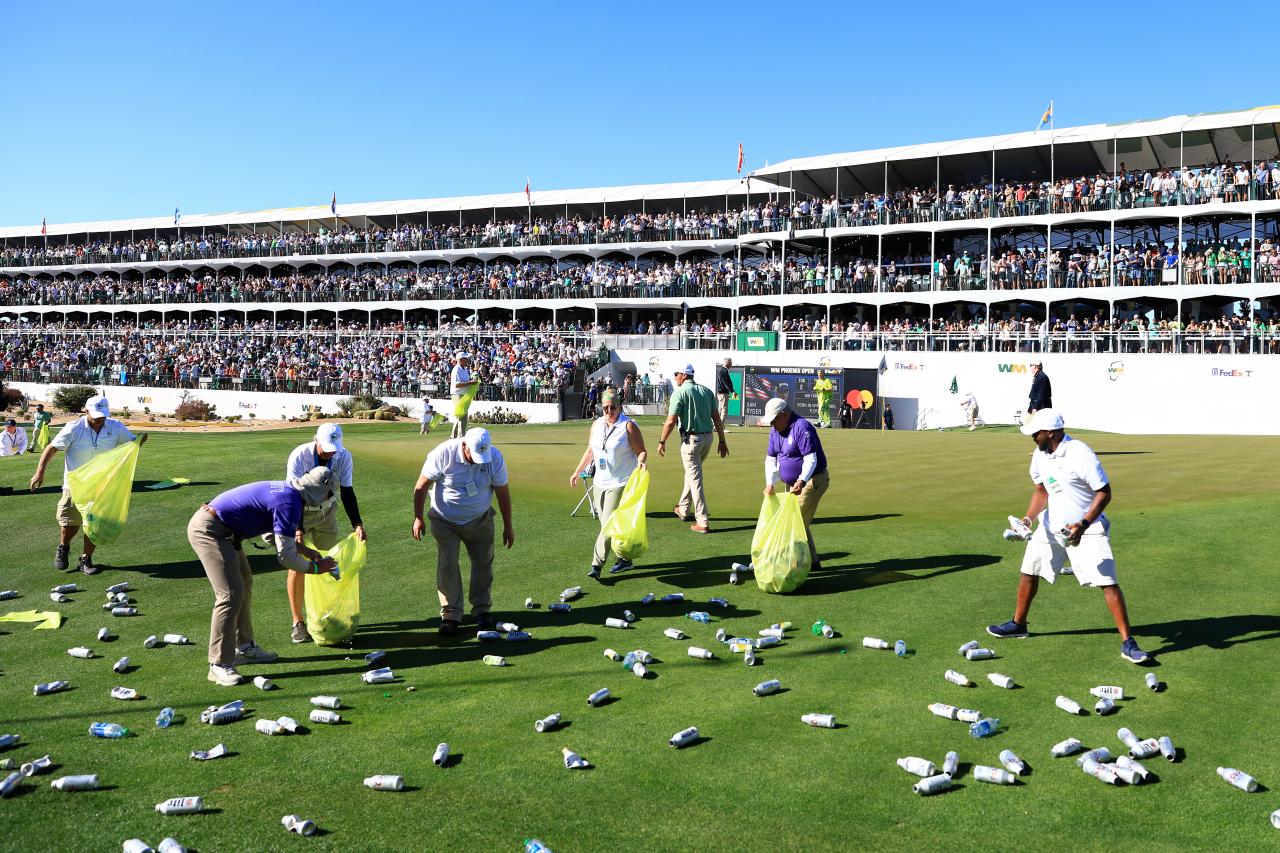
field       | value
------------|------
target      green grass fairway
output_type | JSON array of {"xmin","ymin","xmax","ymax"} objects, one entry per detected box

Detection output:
[{"xmin": 1, "ymin": 421, "xmax": 1279, "ymax": 851}]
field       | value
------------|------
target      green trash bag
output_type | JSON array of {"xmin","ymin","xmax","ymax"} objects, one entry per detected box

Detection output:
[
  {"xmin": 453, "ymin": 384, "xmax": 479, "ymax": 418},
  {"xmin": 750, "ymin": 492, "xmax": 812, "ymax": 594},
  {"xmin": 304, "ymin": 532, "xmax": 367, "ymax": 645},
  {"xmin": 65, "ymin": 441, "xmax": 140, "ymax": 546},
  {"xmin": 601, "ymin": 467, "xmax": 649, "ymax": 561}
]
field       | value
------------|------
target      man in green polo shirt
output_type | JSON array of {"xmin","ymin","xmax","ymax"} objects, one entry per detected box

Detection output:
[{"xmin": 658, "ymin": 363, "xmax": 728, "ymax": 533}]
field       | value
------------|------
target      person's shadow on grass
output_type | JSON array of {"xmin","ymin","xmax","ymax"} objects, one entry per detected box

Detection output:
[
  {"xmin": 1034, "ymin": 614, "xmax": 1280, "ymax": 657},
  {"xmin": 113, "ymin": 553, "xmax": 285, "ymax": 580},
  {"xmin": 793, "ymin": 553, "xmax": 1001, "ymax": 596}
]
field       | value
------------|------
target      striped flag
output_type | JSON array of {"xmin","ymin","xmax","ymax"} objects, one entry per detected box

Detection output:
[
  {"xmin": 524, "ymin": 178, "xmax": 531, "ymax": 204},
  {"xmin": 174, "ymin": 206, "xmax": 180, "ymax": 226},
  {"xmin": 737, "ymin": 142, "xmax": 744, "ymax": 174},
  {"xmin": 1037, "ymin": 101, "xmax": 1053, "ymax": 130},
  {"xmin": 331, "ymin": 192, "xmax": 337, "ymax": 215}
]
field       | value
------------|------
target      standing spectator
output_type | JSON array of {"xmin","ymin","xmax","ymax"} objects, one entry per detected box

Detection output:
[
  {"xmin": 813, "ymin": 370, "xmax": 834, "ymax": 428},
  {"xmin": 29, "ymin": 395, "xmax": 146, "ymax": 576},
  {"xmin": 715, "ymin": 358, "xmax": 735, "ymax": 423},
  {"xmin": 1, "ymin": 418, "xmax": 28, "ymax": 456},
  {"xmin": 985, "ymin": 409, "xmax": 1151, "ymax": 664},
  {"xmin": 281, "ymin": 424, "xmax": 365, "ymax": 644},
  {"xmin": 188, "ymin": 468, "xmax": 338, "ymax": 686},
  {"xmin": 761, "ymin": 398, "xmax": 829, "ymax": 570},
  {"xmin": 420, "ymin": 397, "xmax": 436, "ymax": 435},
  {"xmin": 1028, "ymin": 362, "xmax": 1052, "ymax": 414},
  {"xmin": 412, "ymin": 428, "xmax": 514, "ymax": 636},
  {"xmin": 450, "ymin": 352, "xmax": 479, "ymax": 439},
  {"xmin": 883, "ymin": 402, "xmax": 895, "ymax": 431},
  {"xmin": 961, "ymin": 390, "xmax": 980, "ymax": 430},
  {"xmin": 568, "ymin": 389, "xmax": 647, "ymax": 579},
  {"xmin": 657, "ymin": 364, "xmax": 728, "ymax": 534}
]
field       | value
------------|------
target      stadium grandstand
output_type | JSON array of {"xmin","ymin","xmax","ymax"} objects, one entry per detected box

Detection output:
[{"xmin": 4, "ymin": 106, "xmax": 1280, "ymax": 434}]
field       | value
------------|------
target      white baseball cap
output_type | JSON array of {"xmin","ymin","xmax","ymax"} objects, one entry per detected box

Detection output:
[
  {"xmin": 675, "ymin": 363, "xmax": 695, "ymax": 376},
  {"xmin": 759, "ymin": 397, "xmax": 789, "ymax": 425},
  {"xmin": 1020, "ymin": 408, "xmax": 1065, "ymax": 435},
  {"xmin": 463, "ymin": 427, "xmax": 493, "ymax": 463},
  {"xmin": 456, "ymin": 351, "xmax": 471, "ymax": 361},
  {"xmin": 316, "ymin": 423, "xmax": 344, "ymax": 453},
  {"xmin": 85, "ymin": 395, "xmax": 110, "ymax": 420}
]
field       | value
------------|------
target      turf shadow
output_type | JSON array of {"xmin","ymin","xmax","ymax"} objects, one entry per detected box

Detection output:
[
  {"xmin": 114, "ymin": 552, "xmax": 286, "ymax": 580},
  {"xmin": 789, "ymin": 553, "xmax": 1000, "ymax": 596},
  {"xmin": 267, "ymin": 634, "xmax": 596, "ymax": 679},
  {"xmin": 1034, "ymin": 613, "xmax": 1280, "ymax": 657},
  {"xmin": 707, "ymin": 513, "xmax": 902, "ymax": 534},
  {"xmin": 134, "ymin": 479, "xmax": 220, "ymax": 493},
  {"xmin": 614, "ymin": 553, "xmax": 844, "ymax": 592}
]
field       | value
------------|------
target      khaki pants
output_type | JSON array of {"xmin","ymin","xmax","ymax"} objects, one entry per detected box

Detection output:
[
  {"xmin": 430, "ymin": 508, "xmax": 494, "ymax": 622},
  {"xmin": 420, "ymin": 420, "xmax": 432, "ymax": 435},
  {"xmin": 593, "ymin": 485, "xmax": 624, "ymax": 567},
  {"xmin": 301, "ymin": 503, "xmax": 340, "ymax": 550},
  {"xmin": 56, "ymin": 490, "xmax": 82, "ymax": 527},
  {"xmin": 783, "ymin": 469, "xmax": 830, "ymax": 562},
  {"xmin": 717, "ymin": 392, "xmax": 729, "ymax": 422},
  {"xmin": 677, "ymin": 433, "xmax": 713, "ymax": 525},
  {"xmin": 187, "ymin": 509, "xmax": 254, "ymax": 666},
  {"xmin": 451, "ymin": 406, "xmax": 468, "ymax": 439}
]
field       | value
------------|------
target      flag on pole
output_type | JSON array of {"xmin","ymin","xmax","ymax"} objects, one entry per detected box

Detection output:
[
  {"xmin": 524, "ymin": 178, "xmax": 531, "ymax": 205},
  {"xmin": 174, "ymin": 206, "xmax": 180, "ymax": 226},
  {"xmin": 41, "ymin": 217, "xmax": 47, "ymax": 235},
  {"xmin": 949, "ymin": 376, "xmax": 958, "ymax": 394},
  {"xmin": 331, "ymin": 192, "xmax": 337, "ymax": 215},
  {"xmin": 1037, "ymin": 101, "xmax": 1053, "ymax": 130},
  {"xmin": 737, "ymin": 142, "xmax": 744, "ymax": 174}
]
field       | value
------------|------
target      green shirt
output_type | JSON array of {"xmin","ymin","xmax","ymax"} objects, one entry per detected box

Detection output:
[
  {"xmin": 668, "ymin": 380, "xmax": 716, "ymax": 434},
  {"xmin": 33, "ymin": 411, "xmax": 53, "ymax": 429}
]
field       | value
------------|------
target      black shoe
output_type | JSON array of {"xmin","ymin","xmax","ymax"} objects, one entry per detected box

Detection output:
[
  {"xmin": 475, "ymin": 613, "xmax": 497, "ymax": 630},
  {"xmin": 587, "ymin": 565, "xmax": 602, "ymax": 580},
  {"xmin": 78, "ymin": 554, "xmax": 102, "ymax": 576},
  {"xmin": 438, "ymin": 619, "xmax": 460, "ymax": 637},
  {"xmin": 54, "ymin": 544, "xmax": 70, "ymax": 571}
]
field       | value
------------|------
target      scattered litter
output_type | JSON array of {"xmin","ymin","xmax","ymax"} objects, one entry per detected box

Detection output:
[
  {"xmin": 801, "ymin": 713, "xmax": 836, "ymax": 728},
  {"xmin": 0, "ymin": 771, "xmax": 23, "ymax": 797},
  {"xmin": 944, "ymin": 670, "xmax": 971, "ymax": 687},
  {"xmin": 1055, "ymin": 696, "xmax": 1085, "ymax": 716},
  {"xmin": 988, "ymin": 673, "xmax": 1015, "ymax": 689},
  {"xmin": 89, "ymin": 722, "xmax": 129, "ymax": 738},
  {"xmin": 999, "ymin": 749, "xmax": 1026, "ymax": 775},
  {"xmin": 897, "ymin": 757, "xmax": 935, "ymax": 777},
  {"xmin": 277, "ymin": 717, "xmax": 299, "ymax": 733},
  {"xmin": 812, "ymin": 620, "xmax": 835, "ymax": 638},
  {"xmin": 862, "ymin": 637, "xmax": 889, "ymax": 650},
  {"xmin": 603, "ymin": 649, "xmax": 621, "ymax": 661},
  {"xmin": 548, "ymin": 603, "xmax": 571, "ymax": 613},
  {"xmin": 535, "ymin": 714, "xmax": 561, "ymax": 733},
  {"xmin": 604, "ymin": 618, "xmax": 630, "ymax": 629},
  {"xmin": 111, "ymin": 687, "xmax": 140, "ymax": 700},
  {"xmin": 942, "ymin": 751, "xmax": 959, "ymax": 776},
  {"xmin": 1158, "ymin": 736, "xmax": 1176, "ymax": 762},
  {"xmin": 663, "ymin": 628, "xmax": 685, "ymax": 641},
  {"xmin": 1081, "ymin": 759, "xmax": 1120, "ymax": 785},
  {"xmin": 1146, "ymin": 672, "xmax": 1161, "ymax": 692},
  {"xmin": 913, "ymin": 773, "xmax": 953, "ymax": 795},
  {"xmin": 1090, "ymin": 685, "xmax": 1124, "ymax": 699},
  {"xmin": 752, "ymin": 679, "xmax": 781, "ymax": 697},
  {"xmin": 20, "ymin": 755, "xmax": 52, "ymax": 776},
  {"xmin": 1094, "ymin": 697, "xmax": 1116, "ymax": 716},
  {"xmin": 482, "ymin": 655, "xmax": 507, "ymax": 667},
  {"xmin": 190, "ymin": 744, "xmax": 227, "ymax": 761},
  {"xmin": 1218, "ymin": 767, "xmax": 1258, "ymax": 792},
  {"xmin": 1076, "ymin": 747, "xmax": 1112, "ymax": 766},
  {"xmin": 255, "ymin": 719, "xmax": 286, "ymax": 736},
  {"xmin": 972, "ymin": 765, "xmax": 1016, "ymax": 785},
  {"xmin": 253, "ymin": 676, "xmax": 274, "ymax": 691},
  {"xmin": 968, "ymin": 717, "xmax": 999, "ymax": 738},
  {"xmin": 586, "ymin": 688, "xmax": 610, "ymax": 707},
  {"xmin": 559, "ymin": 587, "xmax": 582, "ymax": 602},
  {"xmin": 50, "ymin": 774, "xmax": 97, "ymax": 791},
  {"xmin": 161, "ymin": 634, "xmax": 190, "ymax": 645},
  {"xmin": 894, "ymin": 640, "xmax": 907, "ymax": 657},
  {"xmin": 1051, "ymin": 738, "xmax": 1084, "ymax": 757},
  {"xmin": 309, "ymin": 710, "xmax": 341, "ymax": 725},
  {"xmin": 362, "ymin": 775, "xmax": 404, "ymax": 791},
  {"xmin": 433, "ymin": 743, "xmax": 449, "ymax": 766},
  {"xmin": 282, "ymin": 815, "xmax": 318, "ymax": 836},
  {"xmin": 562, "ymin": 748, "xmax": 590, "ymax": 769},
  {"xmin": 311, "ymin": 696, "xmax": 341, "ymax": 709},
  {"xmin": 687, "ymin": 646, "xmax": 713, "ymax": 660},
  {"xmin": 155, "ymin": 796, "xmax": 203, "ymax": 815},
  {"xmin": 964, "ymin": 647, "xmax": 994, "ymax": 661},
  {"xmin": 668, "ymin": 727, "xmax": 698, "ymax": 748},
  {"xmin": 362, "ymin": 667, "xmax": 395, "ymax": 683}
]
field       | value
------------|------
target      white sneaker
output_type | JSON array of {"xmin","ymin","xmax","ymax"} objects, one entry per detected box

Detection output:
[
  {"xmin": 208, "ymin": 664, "xmax": 243, "ymax": 686},
  {"xmin": 233, "ymin": 643, "xmax": 279, "ymax": 665}
]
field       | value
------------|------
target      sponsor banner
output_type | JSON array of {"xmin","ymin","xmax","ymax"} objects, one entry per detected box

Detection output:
[
  {"xmin": 841, "ymin": 368, "xmax": 880, "ymax": 429},
  {"xmin": 743, "ymin": 366, "xmax": 844, "ymax": 422}
]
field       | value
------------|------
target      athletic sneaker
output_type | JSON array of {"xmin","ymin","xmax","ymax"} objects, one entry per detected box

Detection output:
[
  {"xmin": 291, "ymin": 621, "xmax": 310, "ymax": 644},
  {"xmin": 233, "ymin": 643, "xmax": 278, "ymax": 665},
  {"xmin": 475, "ymin": 613, "xmax": 497, "ymax": 630},
  {"xmin": 78, "ymin": 554, "xmax": 101, "ymax": 576},
  {"xmin": 609, "ymin": 558, "xmax": 633, "ymax": 575},
  {"xmin": 986, "ymin": 620, "xmax": 1029, "ymax": 639},
  {"xmin": 208, "ymin": 664, "xmax": 243, "ymax": 686},
  {"xmin": 438, "ymin": 619, "xmax": 460, "ymax": 637},
  {"xmin": 53, "ymin": 544, "xmax": 70, "ymax": 571},
  {"xmin": 587, "ymin": 565, "xmax": 602, "ymax": 580},
  {"xmin": 1120, "ymin": 638, "xmax": 1151, "ymax": 664}
]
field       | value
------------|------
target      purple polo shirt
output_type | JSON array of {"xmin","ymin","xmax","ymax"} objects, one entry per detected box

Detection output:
[
  {"xmin": 767, "ymin": 414, "xmax": 827, "ymax": 484},
  {"xmin": 208, "ymin": 481, "xmax": 302, "ymax": 539}
]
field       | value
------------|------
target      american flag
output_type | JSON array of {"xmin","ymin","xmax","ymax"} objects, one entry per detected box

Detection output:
[{"xmin": 525, "ymin": 178, "xmax": 531, "ymax": 204}]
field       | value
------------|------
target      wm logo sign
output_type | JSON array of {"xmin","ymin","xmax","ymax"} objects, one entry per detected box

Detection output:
[{"xmin": 997, "ymin": 364, "xmax": 1030, "ymax": 374}]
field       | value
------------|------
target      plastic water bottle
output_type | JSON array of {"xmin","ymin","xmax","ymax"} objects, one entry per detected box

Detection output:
[
  {"xmin": 708, "ymin": 598, "xmax": 729, "ymax": 608},
  {"xmin": 1218, "ymin": 767, "xmax": 1259, "ymax": 792},
  {"xmin": 660, "ymin": 593, "xmax": 684, "ymax": 603},
  {"xmin": 1051, "ymin": 738, "xmax": 1084, "ymax": 757},
  {"xmin": 687, "ymin": 611, "xmax": 711, "ymax": 623},
  {"xmin": 155, "ymin": 707, "xmax": 174, "ymax": 728},
  {"xmin": 968, "ymin": 717, "xmax": 999, "ymax": 738},
  {"xmin": 1145, "ymin": 672, "xmax": 1160, "ymax": 691},
  {"xmin": 894, "ymin": 640, "xmax": 907, "ymax": 657},
  {"xmin": 524, "ymin": 839, "xmax": 554, "ymax": 853},
  {"xmin": 89, "ymin": 722, "xmax": 129, "ymax": 738},
  {"xmin": 942, "ymin": 751, "xmax": 959, "ymax": 777},
  {"xmin": 640, "ymin": 593, "xmax": 655, "ymax": 605},
  {"xmin": 622, "ymin": 652, "xmax": 638, "ymax": 670},
  {"xmin": 548, "ymin": 603, "xmax": 571, "ymax": 613}
]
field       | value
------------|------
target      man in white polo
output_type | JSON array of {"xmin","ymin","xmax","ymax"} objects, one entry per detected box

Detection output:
[
  {"xmin": 412, "ymin": 427, "xmax": 514, "ymax": 637},
  {"xmin": 281, "ymin": 423, "xmax": 365, "ymax": 643},
  {"xmin": 451, "ymin": 352, "xmax": 480, "ymax": 438},
  {"xmin": 985, "ymin": 408, "xmax": 1151, "ymax": 664},
  {"xmin": 1, "ymin": 418, "xmax": 28, "ymax": 456},
  {"xmin": 420, "ymin": 397, "xmax": 436, "ymax": 435},
  {"xmin": 30, "ymin": 394, "xmax": 146, "ymax": 575}
]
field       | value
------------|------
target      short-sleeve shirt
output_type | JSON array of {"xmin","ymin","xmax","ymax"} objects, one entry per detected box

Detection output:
[
  {"xmin": 667, "ymin": 380, "xmax": 715, "ymax": 434},
  {"xmin": 209, "ymin": 481, "xmax": 303, "ymax": 539},
  {"xmin": 450, "ymin": 365, "xmax": 472, "ymax": 397},
  {"xmin": 1030, "ymin": 435, "xmax": 1109, "ymax": 531},
  {"xmin": 767, "ymin": 414, "xmax": 827, "ymax": 484},
  {"xmin": 286, "ymin": 442, "xmax": 354, "ymax": 488},
  {"xmin": 33, "ymin": 410, "xmax": 53, "ymax": 430},
  {"xmin": 50, "ymin": 417, "xmax": 136, "ymax": 489},
  {"xmin": 420, "ymin": 438, "xmax": 509, "ymax": 525}
]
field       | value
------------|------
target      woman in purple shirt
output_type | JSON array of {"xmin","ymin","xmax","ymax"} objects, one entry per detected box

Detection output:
[
  {"xmin": 761, "ymin": 398, "xmax": 830, "ymax": 570},
  {"xmin": 187, "ymin": 467, "xmax": 338, "ymax": 686}
]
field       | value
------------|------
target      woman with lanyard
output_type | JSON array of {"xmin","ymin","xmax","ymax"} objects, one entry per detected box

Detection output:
[{"xmin": 569, "ymin": 389, "xmax": 647, "ymax": 579}]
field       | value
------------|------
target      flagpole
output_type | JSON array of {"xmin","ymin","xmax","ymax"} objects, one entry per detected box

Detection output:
[{"xmin": 1049, "ymin": 100, "xmax": 1055, "ymax": 191}]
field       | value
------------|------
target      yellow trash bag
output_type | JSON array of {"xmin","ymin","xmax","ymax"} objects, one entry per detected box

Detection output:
[
  {"xmin": 750, "ymin": 492, "xmax": 812, "ymax": 594},
  {"xmin": 304, "ymin": 532, "xmax": 367, "ymax": 645},
  {"xmin": 65, "ymin": 441, "xmax": 140, "ymax": 545},
  {"xmin": 453, "ymin": 384, "xmax": 479, "ymax": 418},
  {"xmin": 601, "ymin": 466, "xmax": 649, "ymax": 561},
  {"xmin": 32, "ymin": 421, "xmax": 50, "ymax": 453},
  {"xmin": 429, "ymin": 413, "xmax": 449, "ymax": 429}
]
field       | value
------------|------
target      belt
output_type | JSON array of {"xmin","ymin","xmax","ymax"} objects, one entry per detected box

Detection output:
[
  {"xmin": 200, "ymin": 504, "xmax": 221, "ymax": 521},
  {"xmin": 688, "ymin": 431, "xmax": 712, "ymax": 435}
]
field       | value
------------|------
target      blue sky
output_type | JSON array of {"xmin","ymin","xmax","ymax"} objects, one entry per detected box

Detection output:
[{"xmin": 4, "ymin": 0, "xmax": 1277, "ymax": 226}]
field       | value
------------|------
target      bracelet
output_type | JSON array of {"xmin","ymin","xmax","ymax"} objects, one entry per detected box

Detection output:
[
  {"xmin": 1080, "ymin": 518, "xmax": 1091, "ymax": 529},
  {"xmin": 308, "ymin": 560, "xmax": 319, "ymax": 574}
]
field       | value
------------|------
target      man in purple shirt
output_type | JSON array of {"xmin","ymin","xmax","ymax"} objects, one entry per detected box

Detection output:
[
  {"xmin": 187, "ymin": 467, "xmax": 338, "ymax": 686},
  {"xmin": 761, "ymin": 398, "xmax": 830, "ymax": 569}
]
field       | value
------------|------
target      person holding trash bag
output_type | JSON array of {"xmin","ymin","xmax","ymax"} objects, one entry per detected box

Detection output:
[
  {"xmin": 761, "ymin": 397, "xmax": 829, "ymax": 570},
  {"xmin": 451, "ymin": 352, "xmax": 480, "ymax": 438},
  {"xmin": 30, "ymin": 394, "xmax": 146, "ymax": 576},
  {"xmin": 569, "ymin": 389, "xmax": 647, "ymax": 579},
  {"xmin": 188, "ymin": 467, "xmax": 339, "ymax": 686}
]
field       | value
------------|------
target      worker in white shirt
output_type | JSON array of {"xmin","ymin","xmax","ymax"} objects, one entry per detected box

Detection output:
[
  {"xmin": 0, "ymin": 418, "xmax": 28, "ymax": 457},
  {"xmin": 451, "ymin": 352, "xmax": 480, "ymax": 438},
  {"xmin": 420, "ymin": 397, "xmax": 436, "ymax": 435}
]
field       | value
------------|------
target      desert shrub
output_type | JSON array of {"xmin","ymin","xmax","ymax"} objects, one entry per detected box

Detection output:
[
  {"xmin": 174, "ymin": 391, "xmax": 218, "ymax": 422},
  {"xmin": 50, "ymin": 385, "xmax": 98, "ymax": 415},
  {"xmin": 335, "ymin": 394, "xmax": 386, "ymax": 417}
]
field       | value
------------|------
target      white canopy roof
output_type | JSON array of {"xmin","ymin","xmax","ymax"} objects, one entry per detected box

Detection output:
[
  {"xmin": 1, "ymin": 178, "xmax": 790, "ymax": 240},
  {"xmin": 751, "ymin": 105, "xmax": 1280, "ymax": 177}
]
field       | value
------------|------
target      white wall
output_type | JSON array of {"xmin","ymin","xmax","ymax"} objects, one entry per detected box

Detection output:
[
  {"xmin": 7, "ymin": 382, "xmax": 562, "ymax": 425},
  {"xmin": 624, "ymin": 350, "xmax": 1276, "ymax": 435}
]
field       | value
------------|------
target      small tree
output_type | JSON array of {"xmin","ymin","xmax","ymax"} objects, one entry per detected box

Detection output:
[
  {"xmin": 174, "ymin": 390, "xmax": 218, "ymax": 422},
  {"xmin": 51, "ymin": 385, "xmax": 99, "ymax": 415}
]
